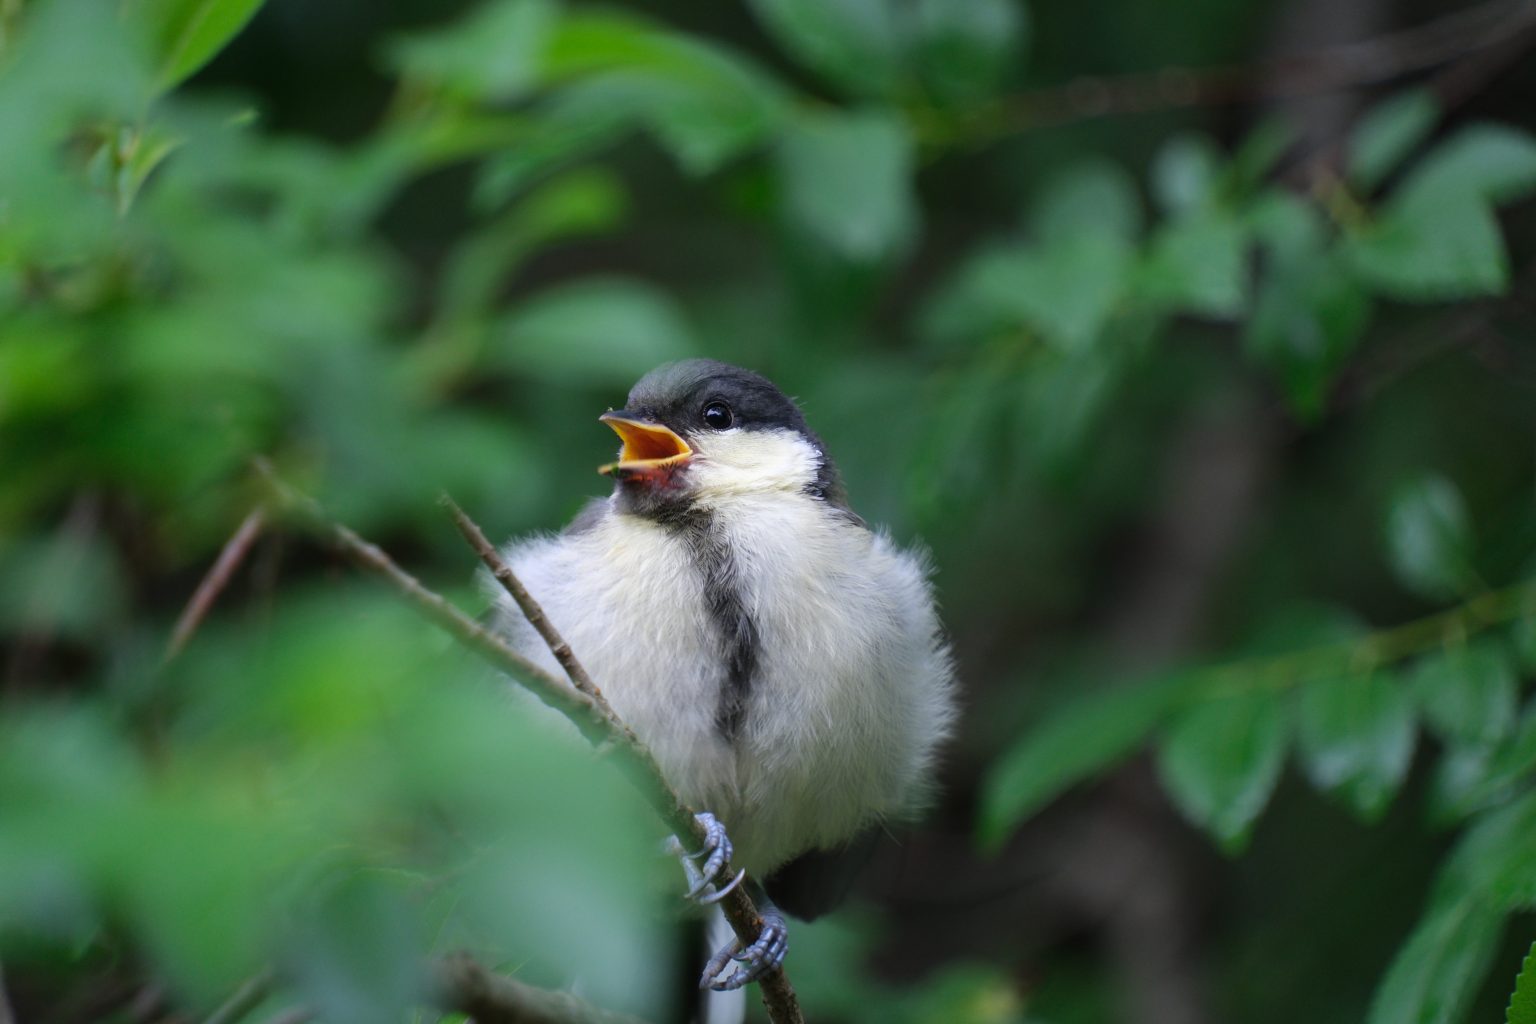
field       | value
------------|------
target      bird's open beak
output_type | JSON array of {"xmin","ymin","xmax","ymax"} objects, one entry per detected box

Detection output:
[{"xmin": 598, "ymin": 411, "xmax": 693, "ymax": 477}]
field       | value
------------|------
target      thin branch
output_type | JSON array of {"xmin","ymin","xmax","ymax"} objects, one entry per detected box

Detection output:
[
  {"xmin": 439, "ymin": 495, "xmax": 628, "ymax": 736},
  {"xmin": 1199, "ymin": 575, "xmax": 1536, "ymax": 698},
  {"xmin": 255, "ymin": 1009, "xmax": 313, "ymax": 1024},
  {"xmin": 164, "ymin": 507, "xmax": 267, "ymax": 664},
  {"xmin": 935, "ymin": 0, "xmax": 1536, "ymax": 143},
  {"xmin": 253, "ymin": 464, "xmax": 804, "ymax": 1024},
  {"xmin": 252, "ymin": 461, "xmax": 609, "ymax": 747},
  {"xmin": 201, "ymin": 968, "xmax": 274, "ymax": 1024},
  {"xmin": 199, "ymin": 952, "xmax": 663, "ymax": 1024},
  {"xmin": 437, "ymin": 495, "xmax": 804, "ymax": 1020},
  {"xmin": 434, "ymin": 953, "xmax": 650, "ymax": 1024}
]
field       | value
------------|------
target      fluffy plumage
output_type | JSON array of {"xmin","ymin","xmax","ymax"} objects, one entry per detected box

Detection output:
[{"xmin": 485, "ymin": 360, "xmax": 955, "ymax": 883}]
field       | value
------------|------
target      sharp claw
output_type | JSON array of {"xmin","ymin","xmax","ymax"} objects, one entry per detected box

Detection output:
[
  {"xmin": 703, "ymin": 911, "xmax": 788, "ymax": 991},
  {"xmin": 698, "ymin": 939, "xmax": 743, "ymax": 989},
  {"xmin": 672, "ymin": 811, "xmax": 736, "ymax": 905},
  {"xmin": 699, "ymin": 868, "xmax": 746, "ymax": 904}
]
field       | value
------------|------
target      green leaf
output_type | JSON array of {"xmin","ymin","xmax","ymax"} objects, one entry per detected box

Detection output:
[
  {"xmin": 1030, "ymin": 159, "xmax": 1142, "ymax": 245},
  {"xmin": 1245, "ymin": 194, "xmax": 1370, "ymax": 418},
  {"xmin": 1385, "ymin": 475, "xmax": 1477, "ymax": 600},
  {"xmin": 386, "ymin": 0, "xmax": 556, "ymax": 100},
  {"xmin": 907, "ymin": 0, "xmax": 1026, "ymax": 102},
  {"xmin": 746, "ymin": 0, "xmax": 903, "ymax": 98},
  {"xmin": 0, "ymin": 533, "xmax": 126, "ymax": 643},
  {"xmin": 428, "ymin": 10, "xmax": 788, "ymax": 184},
  {"xmin": 1225, "ymin": 118, "xmax": 1295, "ymax": 194},
  {"xmin": 934, "ymin": 237, "xmax": 1131, "ymax": 353},
  {"xmin": 444, "ymin": 169, "xmax": 628, "ymax": 320},
  {"xmin": 1508, "ymin": 942, "xmax": 1536, "ymax": 1024},
  {"xmin": 979, "ymin": 674, "xmax": 1195, "ymax": 849},
  {"xmin": 1150, "ymin": 134, "xmax": 1222, "ymax": 214},
  {"xmin": 1438, "ymin": 790, "xmax": 1536, "ymax": 909},
  {"xmin": 1296, "ymin": 669, "xmax": 1416, "ymax": 821},
  {"xmin": 1412, "ymin": 642, "xmax": 1518, "ymax": 749},
  {"xmin": 1349, "ymin": 90, "xmax": 1438, "ymax": 192},
  {"xmin": 490, "ymin": 277, "xmax": 698, "ymax": 385},
  {"xmin": 775, "ymin": 108, "xmax": 916, "ymax": 261},
  {"xmin": 540, "ymin": 12, "xmax": 789, "ymax": 174},
  {"xmin": 1511, "ymin": 590, "xmax": 1536, "ymax": 673},
  {"xmin": 1157, "ymin": 687, "xmax": 1290, "ymax": 852},
  {"xmin": 1429, "ymin": 701, "xmax": 1536, "ymax": 822},
  {"xmin": 136, "ymin": 0, "xmax": 266, "ymax": 89},
  {"xmin": 1345, "ymin": 127, "xmax": 1527, "ymax": 299},
  {"xmin": 1408, "ymin": 124, "xmax": 1536, "ymax": 206},
  {"xmin": 1367, "ymin": 896, "xmax": 1506, "ymax": 1024},
  {"xmin": 1346, "ymin": 191, "xmax": 1507, "ymax": 300},
  {"xmin": 289, "ymin": 872, "xmax": 428, "ymax": 1024},
  {"xmin": 1139, "ymin": 210, "xmax": 1249, "ymax": 318}
]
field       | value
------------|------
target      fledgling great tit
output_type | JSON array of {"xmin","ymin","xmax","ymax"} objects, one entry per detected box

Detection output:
[{"xmin": 486, "ymin": 359, "xmax": 956, "ymax": 991}]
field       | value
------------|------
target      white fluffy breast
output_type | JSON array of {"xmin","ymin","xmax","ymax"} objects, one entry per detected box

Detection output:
[{"xmin": 488, "ymin": 445, "xmax": 956, "ymax": 876}]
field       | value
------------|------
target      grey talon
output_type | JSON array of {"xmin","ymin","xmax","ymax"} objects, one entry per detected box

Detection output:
[
  {"xmin": 698, "ymin": 939, "xmax": 742, "ymax": 989},
  {"xmin": 703, "ymin": 900, "xmax": 789, "ymax": 991},
  {"xmin": 699, "ymin": 868, "xmax": 747, "ymax": 904},
  {"xmin": 675, "ymin": 811, "xmax": 736, "ymax": 904}
]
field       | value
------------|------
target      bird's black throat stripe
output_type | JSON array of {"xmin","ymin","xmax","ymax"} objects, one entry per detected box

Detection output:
[{"xmin": 660, "ymin": 506, "xmax": 758, "ymax": 742}]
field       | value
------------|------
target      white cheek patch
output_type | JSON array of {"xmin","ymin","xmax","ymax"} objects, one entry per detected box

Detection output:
[{"xmin": 690, "ymin": 428, "xmax": 822, "ymax": 497}]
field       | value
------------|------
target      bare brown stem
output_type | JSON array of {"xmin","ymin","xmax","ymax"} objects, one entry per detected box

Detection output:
[
  {"xmin": 434, "ymin": 953, "xmax": 651, "ymax": 1024},
  {"xmin": 164, "ymin": 508, "xmax": 267, "ymax": 664},
  {"xmin": 936, "ymin": 0, "xmax": 1536, "ymax": 143},
  {"xmin": 442, "ymin": 493, "xmax": 805, "ymax": 1021},
  {"xmin": 252, "ymin": 464, "xmax": 803, "ymax": 1024},
  {"xmin": 439, "ymin": 495, "xmax": 628, "ymax": 736}
]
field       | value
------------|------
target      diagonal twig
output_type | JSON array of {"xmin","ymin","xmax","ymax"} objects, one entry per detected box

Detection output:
[
  {"xmin": 439, "ymin": 495, "xmax": 628, "ymax": 737},
  {"xmin": 439, "ymin": 495, "xmax": 803, "ymax": 1020},
  {"xmin": 165, "ymin": 507, "xmax": 267, "ymax": 664},
  {"xmin": 252, "ymin": 464, "xmax": 804, "ymax": 1024},
  {"xmin": 201, "ymin": 968, "xmax": 274, "ymax": 1024}
]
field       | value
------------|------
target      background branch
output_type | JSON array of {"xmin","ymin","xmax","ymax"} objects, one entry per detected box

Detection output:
[
  {"xmin": 201, "ymin": 969, "xmax": 274, "ymax": 1024},
  {"xmin": 434, "ymin": 953, "xmax": 650, "ymax": 1024},
  {"xmin": 939, "ymin": 0, "xmax": 1536, "ymax": 141},
  {"xmin": 165, "ymin": 508, "xmax": 266, "ymax": 664}
]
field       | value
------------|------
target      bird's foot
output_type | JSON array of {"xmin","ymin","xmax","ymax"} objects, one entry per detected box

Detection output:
[
  {"xmin": 699, "ymin": 903, "xmax": 789, "ymax": 991},
  {"xmin": 664, "ymin": 811, "xmax": 745, "ymax": 905}
]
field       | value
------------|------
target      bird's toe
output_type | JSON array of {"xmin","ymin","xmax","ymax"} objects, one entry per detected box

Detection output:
[{"xmin": 703, "ymin": 908, "xmax": 788, "ymax": 991}]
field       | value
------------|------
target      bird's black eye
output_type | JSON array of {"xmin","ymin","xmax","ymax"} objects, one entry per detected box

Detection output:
[{"xmin": 701, "ymin": 401, "xmax": 734, "ymax": 430}]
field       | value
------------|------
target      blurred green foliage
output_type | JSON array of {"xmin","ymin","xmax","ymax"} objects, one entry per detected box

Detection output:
[{"xmin": 2, "ymin": 0, "xmax": 1536, "ymax": 1021}]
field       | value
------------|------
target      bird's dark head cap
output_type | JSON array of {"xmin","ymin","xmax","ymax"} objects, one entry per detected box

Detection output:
[{"xmin": 622, "ymin": 359, "xmax": 811, "ymax": 438}]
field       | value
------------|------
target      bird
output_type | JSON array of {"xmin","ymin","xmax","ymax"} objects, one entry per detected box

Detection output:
[{"xmin": 484, "ymin": 358, "xmax": 956, "ymax": 996}]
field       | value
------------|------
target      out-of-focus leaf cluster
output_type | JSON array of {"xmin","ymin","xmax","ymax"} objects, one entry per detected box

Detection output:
[
  {"xmin": 983, "ymin": 470, "xmax": 1536, "ymax": 1023},
  {"xmin": 4, "ymin": 0, "xmax": 1536, "ymax": 1020},
  {"xmin": 0, "ymin": 590, "xmax": 672, "ymax": 1019}
]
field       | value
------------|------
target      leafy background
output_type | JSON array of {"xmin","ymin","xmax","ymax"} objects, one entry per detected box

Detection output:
[{"xmin": 3, "ymin": 0, "xmax": 1536, "ymax": 1021}]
